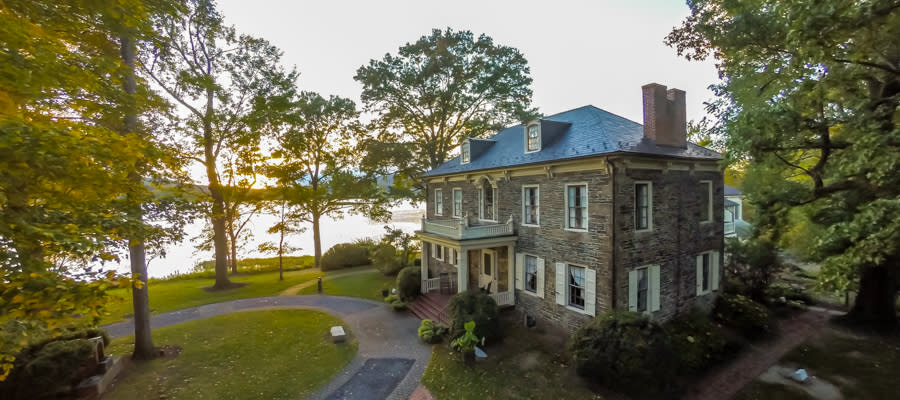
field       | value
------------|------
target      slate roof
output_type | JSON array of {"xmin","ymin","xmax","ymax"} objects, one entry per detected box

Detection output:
[
  {"xmin": 724, "ymin": 185, "xmax": 742, "ymax": 196},
  {"xmin": 423, "ymin": 105, "xmax": 722, "ymax": 177}
]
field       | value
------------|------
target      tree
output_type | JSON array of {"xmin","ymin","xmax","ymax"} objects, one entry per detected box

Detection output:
[
  {"xmin": 258, "ymin": 199, "xmax": 303, "ymax": 281},
  {"xmin": 222, "ymin": 151, "xmax": 265, "ymax": 274},
  {"xmin": 268, "ymin": 92, "xmax": 390, "ymax": 270},
  {"xmin": 142, "ymin": 0, "xmax": 297, "ymax": 289},
  {"xmin": 667, "ymin": 0, "xmax": 900, "ymax": 326},
  {"xmin": 354, "ymin": 28, "xmax": 538, "ymax": 196}
]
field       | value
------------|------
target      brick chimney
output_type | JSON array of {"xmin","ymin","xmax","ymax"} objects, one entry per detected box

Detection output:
[{"xmin": 641, "ymin": 83, "xmax": 687, "ymax": 148}]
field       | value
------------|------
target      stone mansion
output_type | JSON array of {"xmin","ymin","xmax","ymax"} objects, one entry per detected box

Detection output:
[{"xmin": 416, "ymin": 83, "xmax": 724, "ymax": 331}]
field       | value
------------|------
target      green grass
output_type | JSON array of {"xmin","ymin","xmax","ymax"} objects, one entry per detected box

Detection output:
[
  {"xmin": 105, "ymin": 310, "xmax": 356, "ymax": 400},
  {"xmin": 734, "ymin": 329, "xmax": 900, "ymax": 400},
  {"xmin": 102, "ymin": 269, "xmax": 322, "ymax": 324},
  {"xmin": 421, "ymin": 323, "xmax": 600, "ymax": 400},
  {"xmin": 297, "ymin": 271, "xmax": 396, "ymax": 301}
]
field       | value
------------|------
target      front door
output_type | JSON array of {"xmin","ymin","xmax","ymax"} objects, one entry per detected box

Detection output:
[{"xmin": 479, "ymin": 249, "xmax": 497, "ymax": 293}]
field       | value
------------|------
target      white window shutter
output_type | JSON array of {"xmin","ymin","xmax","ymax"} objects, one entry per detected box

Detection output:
[
  {"xmin": 555, "ymin": 262, "xmax": 566, "ymax": 305},
  {"xmin": 536, "ymin": 258, "xmax": 545, "ymax": 298},
  {"xmin": 711, "ymin": 251, "xmax": 720, "ymax": 291},
  {"xmin": 696, "ymin": 255, "xmax": 703, "ymax": 296},
  {"xmin": 650, "ymin": 265, "xmax": 661, "ymax": 312},
  {"xmin": 515, "ymin": 253, "xmax": 524, "ymax": 290},
  {"xmin": 585, "ymin": 268, "xmax": 597, "ymax": 316},
  {"xmin": 628, "ymin": 269, "xmax": 638, "ymax": 311}
]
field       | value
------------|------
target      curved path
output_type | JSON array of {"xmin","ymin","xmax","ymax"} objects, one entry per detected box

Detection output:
[{"xmin": 104, "ymin": 295, "xmax": 431, "ymax": 400}]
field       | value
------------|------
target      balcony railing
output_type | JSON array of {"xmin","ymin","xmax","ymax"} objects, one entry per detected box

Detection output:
[
  {"xmin": 489, "ymin": 291, "xmax": 514, "ymax": 306},
  {"xmin": 422, "ymin": 277, "xmax": 441, "ymax": 293},
  {"xmin": 421, "ymin": 214, "xmax": 515, "ymax": 240}
]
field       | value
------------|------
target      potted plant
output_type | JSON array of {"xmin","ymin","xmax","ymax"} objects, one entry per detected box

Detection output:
[{"xmin": 450, "ymin": 320, "xmax": 483, "ymax": 366}]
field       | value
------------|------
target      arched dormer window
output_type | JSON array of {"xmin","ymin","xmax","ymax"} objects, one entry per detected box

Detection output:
[
  {"xmin": 526, "ymin": 123, "xmax": 541, "ymax": 152},
  {"xmin": 461, "ymin": 141, "xmax": 471, "ymax": 164}
]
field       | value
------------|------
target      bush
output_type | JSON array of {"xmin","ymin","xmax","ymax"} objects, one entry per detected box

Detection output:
[
  {"xmin": 714, "ymin": 293, "xmax": 772, "ymax": 339},
  {"xmin": 321, "ymin": 243, "xmax": 370, "ymax": 271},
  {"xmin": 417, "ymin": 319, "xmax": 447, "ymax": 344},
  {"xmin": 383, "ymin": 294, "xmax": 407, "ymax": 311},
  {"xmin": 0, "ymin": 326, "xmax": 110, "ymax": 399},
  {"xmin": 665, "ymin": 309, "xmax": 739, "ymax": 373},
  {"xmin": 569, "ymin": 311, "xmax": 678, "ymax": 398},
  {"xmin": 448, "ymin": 292, "xmax": 502, "ymax": 345},
  {"xmin": 765, "ymin": 283, "xmax": 814, "ymax": 305},
  {"xmin": 371, "ymin": 243, "xmax": 404, "ymax": 276},
  {"xmin": 724, "ymin": 237, "xmax": 783, "ymax": 302},
  {"xmin": 396, "ymin": 266, "xmax": 421, "ymax": 301}
]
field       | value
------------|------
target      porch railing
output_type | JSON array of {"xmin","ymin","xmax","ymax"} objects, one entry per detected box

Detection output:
[
  {"xmin": 489, "ymin": 291, "xmax": 514, "ymax": 306},
  {"xmin": 422, "ymin": 277, "xmax": 441, "ymax": 293}
]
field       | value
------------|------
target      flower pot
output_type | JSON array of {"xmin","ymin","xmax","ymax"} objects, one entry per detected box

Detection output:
[{"xmin": 463, "ymin": 350, "xmax": 476, "ymax": 366}]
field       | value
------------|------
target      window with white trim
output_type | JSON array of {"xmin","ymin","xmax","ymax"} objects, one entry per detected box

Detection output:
[
  {"xmin": 433, "ymin": 244, "xmax": 443, "ymax": 261},
  {"xmin": 635, "ymin": 182, "xmax": 652, "ymax": 231},
  {"xmin": 628, "ymin": 265, "xmax": 660, "ymax": 314},
  {"xmin": 700, "ymin": 181, "xmax": 712, "ymax": 223},
  {"xmin": 434, "ymin": 188, "xmax": 443, "ymax": 216},
  {"xmin": 478, "ymin": 183, "xmax": 497, "ymax": 221},
  {"xmin": 461, "ymin": 142, "xmax": 470, "ymax": 164},
  {"xmin": 449, "ymin": 248, "xmax": 457, "ymax": 265},
  {"xmin": 524, "ymin": 255, "xmax": 538, "ymax": 293},
  {"xmin": 526, "ymin": 124, "xmax": 540, "ymax": 152},
  {"xmin": 522, "ymin": 186, "xmax": 539, "ymax": 226},
  {"xmin": 636, "ymin": 267, "xmax": 649, "ymax": 312},
  {"xmin": 696, "ymin": 251, "xmax": 720, "ymax": 295},
  {"xmin": 566, "ymin": 184, "xmax": 588, "ymax": 230},
  {"xmin": 568, "ymin": 264, "xmax": 586, "ymax": 309},
  {"xmin": 452, "ymin": 188, "xmax": 462, "ymax": 218}
]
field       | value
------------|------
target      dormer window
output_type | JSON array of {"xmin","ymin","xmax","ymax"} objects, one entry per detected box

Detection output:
[
  {"xmin": 461, "ymin": 141, "xmax": 471, "ymax": 164},
  {"xmin": 526, "ymin": 124, "xmax": 540, "ymax": 152}
]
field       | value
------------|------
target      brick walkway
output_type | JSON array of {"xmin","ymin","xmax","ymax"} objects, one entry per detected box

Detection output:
[{"xmin": 684, "ymin": 310, "xmax": 833, "ymax": 400}]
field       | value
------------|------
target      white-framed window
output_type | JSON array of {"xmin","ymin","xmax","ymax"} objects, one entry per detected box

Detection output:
[
  {"xmin": 700, "ymin": 180, "xmax": 713, "ymax": 223},
  {"xmin": 478, "ymin": 184, "xmax": 497, "ymax": 221},
  {"xmin": 452, "ymin": 188, "xmax": 462, "ymax": 218},
  {"xmin": 434, "ymin": 188, "xmax": 443, "ymax": 216},
  {"xmin": 522, "ymin": 185, "xmax": 540, "ymax": 226},
  {"xmin": 449, "ymin": 248, "xmax": 457, "ymax": 265},
  {"xmin": 524, "ymin": 255, "xmax": 538, "ymax": 293},
  {"xmin": 635, "ymin": 181, "xmax": 652, "ymax": 231},
  {"xmin": 526, "ymin": 124, "xmax": 541, "ymax": 152},
  {"xmin": 568, "ymin": 264, "xmax": 586, "ymax": 309},
  {"xmin": 629, "ymin": 265, "xmax": 661, "ymax": 313},
  {"xmin": 696, "ymin": 250, "xmax": 720, "ymax": 295},
  {"xmin": 565, "ymin": 184, "xmax": 588, "ymax": 231},
  {"xmin": 433, "ymin": 244, "xmax": 444, "ymax": 261},
  {"xmin": 461, "ymin": 141, "xmax": 471, "ymax": 164}
]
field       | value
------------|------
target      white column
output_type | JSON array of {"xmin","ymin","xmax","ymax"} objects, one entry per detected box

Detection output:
[
  {"xmin": 507, "ymin": 244, "xmax": 515, "ymax": 302},
  {"xmin": 458, "ymin": 247, "xmax": 468, "ymax": 292},
  {"xmin": 421, "ymin": 240, "xmax": 429, "ymax": 293}
]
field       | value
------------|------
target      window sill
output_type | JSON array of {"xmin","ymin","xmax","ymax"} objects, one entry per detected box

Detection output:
[
  {"xmin": 565, "ymin": 305, "xmax": 589, "ymax": 315},
  {"xmin": 525, "ymin": 148, "xmax": 541, "ymax": 154},
  {"xmin": 521, "ymin": 288, "xmax": 541, "ymax": 298},
  {"xmin": 564, "ymin": 227, "xmax": 589, "ymax": 233},
  {"xmin": 520, "ymin": 223, "xmax": 540, "ymax": 228}
]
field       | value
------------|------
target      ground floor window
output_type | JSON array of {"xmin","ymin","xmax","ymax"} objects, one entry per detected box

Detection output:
[
  {"xmin": 568, "ymin": 264, "xmax": 585, "ymax": 309},
  {"xmin": 696, "ymin": 251, "xmax": 720, "ymax": 295},
  {"xmin": 524, "ymin": 255, "xmax": 538, "ymax": 293},
  {"xmin": 629, "ymin": 265, "xmax": 660, "ymax": 313},
  {"xmin": 433, "ymin": 244, "xmax": 443, "ymax": 261},
  {"xmin": 636, "ymin": 267, "xmax": 649, "ymax": 312}
]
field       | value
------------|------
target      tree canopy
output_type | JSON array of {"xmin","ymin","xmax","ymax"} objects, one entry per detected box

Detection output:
[
  {"xmin": 667, "ymin": 0, "xmax": 900, "ymax": 324},
  {"xmin": 355, "ymin": 28, "xmax": 538, "ymax": 197}
]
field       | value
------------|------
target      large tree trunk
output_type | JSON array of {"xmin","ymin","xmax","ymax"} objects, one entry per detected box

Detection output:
[
  {"xmin": 848, "ymin": 264, "xmax": 897, "ymax": 327},
  {"xmin": 204, "ymin": 88, "xmax": 231, "ymax": 290},
  {"xmin": 313, "ymin": 213, "xmax": 322, "ymax": 270},
  {"xmin": 120, "ymin": 35, "xmax": 155, "ymax": 360}
]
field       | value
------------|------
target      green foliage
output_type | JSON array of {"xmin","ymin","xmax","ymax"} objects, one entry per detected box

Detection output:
[
  {"xmin": 372, "ymin": 243, "xmax": 404, "ymax": 275},
  {"xmin": 355, "ymin": 28, "xmax": 538, "ymax": 197},
  {"xmin": 383, "ymin": 294, "xmax": 400, "ymax": 304},
  {"xmin": 665, "ymin": 309, "xmax": 738, "ymax": 373},
  {"xmin": 187, "ymin": 256, "xmax": 314, "ymax": 280},
  {"xmin": 320, "ymin": 243, "xmax": 371, "ymax": 271},
  {"xmin": 395, "ymin": 266, "xmax": 421, "ymax": 301},
  {"xmin": 417, "ymin": 319, "xmax": 448, "ymax": 344},
  {"xmin": 569, "ymin": 311, "xmax": 678, "ymax": 398},
  {"xmin": 450, "ymin": 321, "xmax": 484, "ymax": 353},
  {"xmin": 667, "ymin": 0, "xmax": 900, "ymax": 323},
  {"xmin": 448, "ymin": 292, "xmax": 502, "ymax": 344},
  {"xmin": 724, "ymin": 237, "xmax": 783, "ymax": 302},
  {"xmin": 383, "ymin": 293, "xmax": 407, "ymax": 310},
  {"xmin": 714, "ymin": 294, "xmax": 773, "ymax": 339}
]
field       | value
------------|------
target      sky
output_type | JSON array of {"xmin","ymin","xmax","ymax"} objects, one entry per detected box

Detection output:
[{"xmin": 216, "ymin": 0, "xmax": 720, "ymax": 125}]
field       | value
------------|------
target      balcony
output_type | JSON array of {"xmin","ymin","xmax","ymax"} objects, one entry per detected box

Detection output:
[{"xmin": 420, "ymin": 214, "xmax": 516, "ymax": 240}]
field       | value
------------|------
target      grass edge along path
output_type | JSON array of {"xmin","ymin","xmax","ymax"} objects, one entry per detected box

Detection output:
[
  {"xmin": 104, "ymin": 309, "xmax": 358, "ymax": 400},
  {"xmin": 292, "ymin": 270, "xmax": 394, "ymax": 301}
]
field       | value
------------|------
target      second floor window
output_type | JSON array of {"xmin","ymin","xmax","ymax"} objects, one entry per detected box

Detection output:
[
  {"xmin": 566, "ymin": 184, "xmax": 588, "ymax": 230},
  {"xmin": 434, "ymin": 188, "xmax": 443, "ymax": 215},
  {"xmin": 526, "ymin": 124, "xmax": 540, "ymax": 152},
  {"xmin": 452, "ymin": 188, "xmax": 463, "ymax": 218},
  {"xmin": 635, "ymin": 182, "xmax": 651, "ymax": 231},
  {"xmin": 523, "ymin": 186, "xmax": 539, "ymax": 225},
  {"xmin": 479, "ymin": 184, "xmax": 496, "ymax": 221},
  {"xmin": 461, "ymin": 142, "xmax": 470, "ymax": 164}
]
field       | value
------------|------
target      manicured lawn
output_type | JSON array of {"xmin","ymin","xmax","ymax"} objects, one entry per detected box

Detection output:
[
  {"xmin": 421, "ymin": 321, "xmax": 600, "ymax": 400},
  {"xmin": 102, "ymin": 269, "xmax": 322, "ymax": 323},
  {"xmin": 733, "ymin": 328, "xmax": 900, "ymax": 400},
  {"xmin": 297, "ymin": 271, "xmax": 395, "ymax": 301},
  {"xmin": 105, "ymin": 310, "xmax": 357, "ymax": 400}
]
